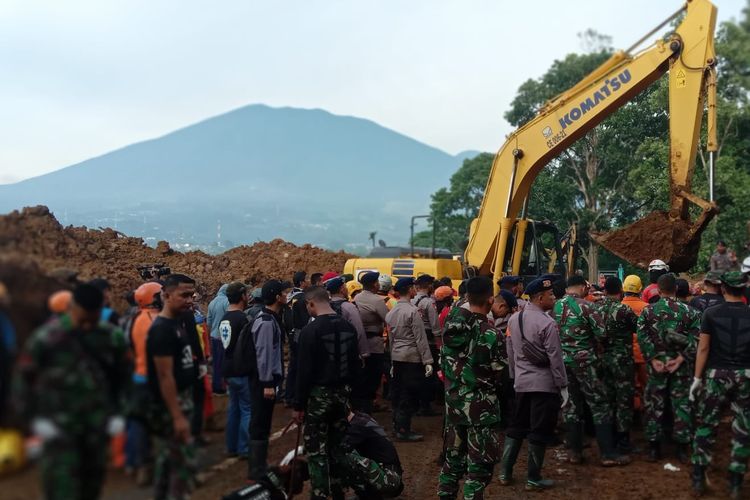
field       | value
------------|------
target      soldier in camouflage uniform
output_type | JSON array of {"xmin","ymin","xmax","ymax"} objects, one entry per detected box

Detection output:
[
  {"xmin": 596, "ymin": 277, "xmax": 638, "ymax": 452},
  {"xmin": 438, "ymin": 277, "xmax": 507, "ymax": 500},
  {"xmin": 293, "ymin": 287, "xmax": 361, "ymax": 500},
  {"xmin": 553, "ymin": 275, "xmax": 630, "ymax": 466},
  {"xmin": 636, "ymin": 273, "xmax": 700, "ymax": 463},
  {"xmin": 15, "ymin": 284, "xmax": 131, "ymax": 500},
  {"xmin": 689, "ymin": 271, "xmax": 750, "ymax": 498}
]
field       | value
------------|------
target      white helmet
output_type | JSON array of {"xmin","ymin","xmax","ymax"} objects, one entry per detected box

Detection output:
[
  {"xmin": 648, "ymin": 259, "xmax": 669, "ymax": 272},
  {"xmin": 742, "ymin": 256, "xmax": 750, "ymax": 274},
  {"xmin": 378, "ymin": 274, "xmax": 393, "ymax": 292}
]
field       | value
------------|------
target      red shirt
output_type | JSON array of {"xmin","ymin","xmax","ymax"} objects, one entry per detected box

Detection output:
[{"xmin": 642, "ymin": 283, "xmax": 660, "ymax": 304}]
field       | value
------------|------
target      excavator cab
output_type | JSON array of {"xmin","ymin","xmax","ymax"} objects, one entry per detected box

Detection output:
[{"xmin": 500, "ymin": 220, "xmax": 567, "ymax": 283}]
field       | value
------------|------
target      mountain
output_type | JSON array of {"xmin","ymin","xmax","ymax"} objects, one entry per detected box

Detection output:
[{"xmin": 0, "ymin": 104, "xmax": 473, "ymax": 252}]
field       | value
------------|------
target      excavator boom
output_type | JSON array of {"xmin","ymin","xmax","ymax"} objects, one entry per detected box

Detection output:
[{"xmin": 465, "ymin": 0, "xmax": 719, "ymax": 282}]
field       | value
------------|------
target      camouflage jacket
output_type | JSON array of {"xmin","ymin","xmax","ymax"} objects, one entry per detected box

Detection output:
[
  {"xmin": 553, "ymin": 294, "xmax": 605, "ymax": 365},
  {"xmin": 14, "ymin": 315, "xmax": 131, "ymax": 434},
  {"xmin": 636, "ymin": 297, "xmax": 700, "ymax": 363},
  {"xmin": 440, "ymin": 307, "xmax": 507, "ymax": 426},
  {"xmin": 595, "ymin": 297, "xmax": 637, "ymax": 357}
]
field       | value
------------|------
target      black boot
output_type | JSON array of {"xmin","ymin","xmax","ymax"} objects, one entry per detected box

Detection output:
[
  {"xmin": 691, "ymin": 464, "xmax": 706, "ymax": 497},
  {"xmin": 676, "ymin": 443, "xmax": 690, "ymax": 464},
  {"xmin": 615, "ymin": 431, "xmax": 633, "ymax": 454},
  {"xmin": 647, "ymin": 440, "xmax": 661, "ymax": 462},
  {"xmin": 595, "ymin": 423, "xmax": 630, "ymax": 467},
  {"xmin": 499, "ymin": 437, "xmax": 523, "ymax": 486},
  {"xmin": 247, "ymin": 440, "xmax": 269, "ymax": 481},
  {"xmin": 567, "ymin": 422, "xmax": 584, "ymax": 464},
  {"xmin": 729, "ymin": 471, "xmax": 743, "ymax": 500},
  {"xmin": 526, "ymin": 443, "xmax": 554, "ymax": 491}
]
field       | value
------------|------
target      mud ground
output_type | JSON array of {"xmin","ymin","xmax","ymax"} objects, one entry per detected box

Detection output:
[{"xmin": 1, "ymin": 395, "xmax": 738, "ymax": 499}]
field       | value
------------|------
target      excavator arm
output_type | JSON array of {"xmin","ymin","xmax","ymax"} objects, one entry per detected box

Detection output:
[{"xmin": 465, "ymin": 0, "xmax": 718, "ymax": 285}]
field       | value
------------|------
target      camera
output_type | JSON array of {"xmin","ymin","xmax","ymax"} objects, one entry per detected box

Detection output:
[{"xmin": 137, "ymin": 263, "xmax": 172, "ymax": 281}]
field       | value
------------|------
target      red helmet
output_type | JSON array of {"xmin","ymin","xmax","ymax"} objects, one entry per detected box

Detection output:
[{"xmin": 135, "ymin": 282, "xmax": 162, "ymax": 308}]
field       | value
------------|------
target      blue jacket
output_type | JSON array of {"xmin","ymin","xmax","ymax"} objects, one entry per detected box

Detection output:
[{"xmin": 207, "ymin": 284, "xmax": 229, "ymax": 340}]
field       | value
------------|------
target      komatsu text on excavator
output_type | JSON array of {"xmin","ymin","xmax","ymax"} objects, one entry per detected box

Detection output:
[
  {"xmin": 465, "ymin": 0, "xmax": 719, "ymax": 288},
  {"xmin": 346, "ymin": 0, "xmax": 719, "ymax": 289}
]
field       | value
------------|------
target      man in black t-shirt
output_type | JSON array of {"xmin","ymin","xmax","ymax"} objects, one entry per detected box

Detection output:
[
  {"xmin": 219, "ymin": 282, "xmax": 251, "ymax": 458},
  {"xmin": 690, "ymin": 271, "xmax": 725, "ymax": 313},
  {"xmin": 689, "ymin": 271, "xmax": 750, "ymax": 498},
  {"xmin": 146, "ymin": 274, "xmax": 198, "ymax": 500}
]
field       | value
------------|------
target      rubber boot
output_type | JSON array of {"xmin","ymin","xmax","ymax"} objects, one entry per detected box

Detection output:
[
  {"xmin": 595, "ymin": 423, "xmax": 630, "ymax": 467},
  {"xmin": 615, "ymin": 431, "xmax": 632, "ymax": 454},
  {"xmin": 567, "ymin": 422, "xmax": 584, "ymax": 464},
  {"xmin": 499, "ymin": 437, "xmax": 523, "ymax": 486},
  {"xmin": 729, "ymin": 471, "xmax": 743, "ymax": 500},
  {"xmin": 647, "ymin": 440, "xmax": 662, "ymax": 462},
  {"xmin": 691, "ymin": 464, "xmax": 706, "ymax": 497},
  {"xmin": 676, "ymin": 443, "xmax": 690, "ymax": 464},
  {"xmin": 525, "ymin": 443, "xmax": 554, "ymax": 491},
  {"xmin": 247, "ymin": 440, "xmax": 269, "ymax": 481}
]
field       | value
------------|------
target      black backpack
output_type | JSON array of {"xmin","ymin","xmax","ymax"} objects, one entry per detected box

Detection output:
[{"xmin": 232, "ymin": 314, "xmax": 262, "ymax": 379}]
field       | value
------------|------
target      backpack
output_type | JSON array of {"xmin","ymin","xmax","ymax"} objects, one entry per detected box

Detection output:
[{"xmin": 232, "ymin": 315, "xmax": 262, "ymax": 378}]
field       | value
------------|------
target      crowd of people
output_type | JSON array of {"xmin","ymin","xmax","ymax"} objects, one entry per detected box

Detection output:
[{"xmin": 1, "ymin": 241, "xmax": 749, "ymax": 499}]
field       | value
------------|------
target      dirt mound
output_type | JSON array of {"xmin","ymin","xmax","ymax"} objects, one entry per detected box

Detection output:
[
  {"xmin": 0, "ymin": 206, "xmax": 354, "ymax": 338},
  {"xmin": 592, "ymin": 211, "xmax": 701, "ymax": 272}
]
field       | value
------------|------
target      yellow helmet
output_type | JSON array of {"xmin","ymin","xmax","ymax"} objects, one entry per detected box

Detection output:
[
  {"xmin": 346, "ymin": 280, "xmax": 363, "ymax": 298},
  {"xmin": 623, "ymin": 275, "xmax": 643, "ymax": 294}
]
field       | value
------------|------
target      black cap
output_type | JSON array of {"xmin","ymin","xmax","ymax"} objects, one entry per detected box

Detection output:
[
  {"xmin": 498, "ymin": 289, "xmax": 518, "ymax": 309},
  {"xmin": 325, "ymin": 277, "xmax": 346, "ymax": 293},
  {"xmin": 360, "ymin": 272, "xmax": 380, "ymax": 286},
  {"xmin": 261, "ymin": 279, "xmax": 286, "ymax": 303},
  {"xmin": 525, "ymin": 277, "xmax": 554, "ymax": 296},
  {"xmin": 415, "ymin": 274, "xmax": 435, "ymax": 286},
  {"xmin": 566, "ymin": 275, "xmax": 587, "ymax": 288},
  {"xmin": 394, "ymin": 277, "xmax": 415, "ymax": 293}
]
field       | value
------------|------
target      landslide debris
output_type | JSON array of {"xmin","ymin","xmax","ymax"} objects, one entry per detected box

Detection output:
[
  {"xmin": 592, "ymin": 211, "xmax": 701, "ymax": 272},
  {"xmin": 0, "ymin": 206, "xmax": 353, "ymax": 338}
]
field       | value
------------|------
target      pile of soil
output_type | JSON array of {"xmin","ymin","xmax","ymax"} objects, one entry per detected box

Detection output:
[
  {"xmin": 592, "ymin": 211, "xmax": 702, "ymax": 272},
  {"xmin": 0, "ymin": 206, "xmax": 353, "ymax": 339}
]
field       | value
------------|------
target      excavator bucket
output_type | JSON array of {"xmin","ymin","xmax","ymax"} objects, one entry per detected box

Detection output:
[{"xmin": 591, "ymin": 206, "xmax": 717, "ymax": 272}]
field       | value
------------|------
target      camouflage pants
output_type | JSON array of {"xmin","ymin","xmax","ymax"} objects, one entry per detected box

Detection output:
[
  {"xmin": 149, "ymin": 390, "xmax": 197, "ymax": 500},
  {"xmin": 644, "ymin": 362, "xmax": 691, "ymax": 443},
  {"xmin": 437, "ymin": 423, "xmax": 500, "ymax": 499},
  {"xmin": 692, "ymin": 368, "xmax": 750, "ymax": 474},
  {"xmin": 340, "ymin": 449, "xmax": 403, "ymax": 498},
  {"xmin": 304, "ymin": 385, "xmax": 350, "ymax": 499},
  {"xmin": 40, "ymin": 430, "xmax": 108, "ymax": 500},
  {"xmin": 562, "ymin": 359, "xmax": 611, "ymax": 425},
  {"xmin": 602, "ymin": 352, "xmax": 635, "ymax": 432}
]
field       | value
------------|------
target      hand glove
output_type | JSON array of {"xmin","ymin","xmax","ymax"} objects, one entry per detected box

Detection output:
[
  {"xmin": 689, "ymin": 377, "xmax": 702, "ymax": 402},
  {"xmin": 424, "ymin": 364, "xmax": 434, "ymax": 378},
  {"xmin": 106, "ymin": 415, "xmax": 126, "ymax": 436},
  {"xmin": 389, "ymin": 365, "xmax": 394, "ymax": 378},
  {"xmin": 560, "ymin": 387, "xmax": 570, "ymax": 409},
  {"xmin": 31, "ymin": 418, "xmax": 61, "ymax": 441}
]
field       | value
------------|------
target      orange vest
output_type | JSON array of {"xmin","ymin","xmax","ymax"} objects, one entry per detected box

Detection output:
[
  {"xmin": 131, "ymin": 309, "xmax": 158, "ymax": 379},
  {"xmin": 622, "ymin": 295, "xmax": 648, "ymax": 364}
]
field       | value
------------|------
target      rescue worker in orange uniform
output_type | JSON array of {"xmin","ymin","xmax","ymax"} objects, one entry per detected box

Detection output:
[{"xmin": 621, "ymin": 275, "xmax": 648, "ymax": 416}]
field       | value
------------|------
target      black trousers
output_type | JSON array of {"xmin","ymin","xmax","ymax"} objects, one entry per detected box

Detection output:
[
  {"xmin": 284, "ymin": 337, "xmax": 298, "ymax": 404},
  {"xmin": 506, "ymin": 391, "xmax": 560, "ymax": 446},
  {"xmin": 419, "ymin": 343, "xmax": 441, "ymax": 407},
  {"xmin": 352, "ymin": 352, "xmax": 386, "ymax": 413},
  {"xmin": 249, "ymin": 382, "xmax": 276, "ymax": 441},
  {"xmin": 191, "ymin": 375, "xmax": 205, "ymax": 437},
  {"xmin": 391, "ymin": 361, "xmax": 424, "ymax": 433}
]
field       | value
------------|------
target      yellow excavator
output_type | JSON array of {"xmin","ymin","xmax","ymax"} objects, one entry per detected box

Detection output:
[
  {"xmin": 346, "ymin": 0, "xmax": 718, "ymax": 289},
  {"xmin": 465, "ymin": 0, "xmax": 719, "ymax": 289}
]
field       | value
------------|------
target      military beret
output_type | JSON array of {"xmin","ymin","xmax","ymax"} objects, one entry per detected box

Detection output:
[
  {"xmin": 524, "ymin": 277, "xmax": 554, "ymax": 296},
  {"xmin": 498, "ymin": 275, "xmax": 521, "ymax": 287},
  {"xmin": 498, "ymin": 289, "xmax": 518, "ymax": 309},
  {"xmin": 359, "ymin": 271, "xmax": 380, "ymax": 286},
  {"xmin": 415, "ymin": 274, "xmax": 435, "ymax": 286},
  {"xmin": 721, "ymin": 271, "xmax": 749, "ymax": 288},
  {"xmin": 325, "ymin": 277, "xmax": 346, "ymax": 293},
  {"xmin": 394, "ymin": 277, "xmax": 415, "ymax": 293}
]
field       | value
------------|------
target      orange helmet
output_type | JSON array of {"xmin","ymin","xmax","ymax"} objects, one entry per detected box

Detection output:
[
  {"xmin": 48, "ymin": 290, "xmax": 72, "ymax": 314},
  {"xmin": 135, "ymin": 282, "xmax": 162, "ymax": 309}
]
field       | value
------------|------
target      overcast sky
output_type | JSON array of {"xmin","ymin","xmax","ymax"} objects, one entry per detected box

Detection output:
[{"xmin": 1, "ymin": 0, "xmax": 745, "ymax": 184}]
